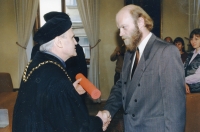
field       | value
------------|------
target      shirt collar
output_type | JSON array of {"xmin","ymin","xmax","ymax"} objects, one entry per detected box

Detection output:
[
  {"xmin": 137, "ymin": 32, "xmax": 152, "ymax": 59},
  {"xmin": 42, "ymin": 51, "xmax": 66, "ymax": 68},
  {"xmin": 193, "ymin": 49, "xmax": 200, "ymax": 55}
]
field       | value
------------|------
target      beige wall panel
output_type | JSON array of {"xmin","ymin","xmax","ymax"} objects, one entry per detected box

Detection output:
[
  {"xmin": 162, "ymin": 0, "xmax": 189, "ymax": 51},
  {"xmin": 99, "ymin": 0, "xmax": 124, "ymax": 100},
  {"xmin": 0, "ymin": 0, "xmax": 19, "ymax": 88}
]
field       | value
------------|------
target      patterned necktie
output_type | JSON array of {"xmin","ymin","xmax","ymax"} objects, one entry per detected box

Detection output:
[{"xmin": 131, "ymin": 48, "xmax": 139, "ymax": 79}]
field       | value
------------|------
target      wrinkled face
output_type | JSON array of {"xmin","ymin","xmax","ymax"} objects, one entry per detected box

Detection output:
[
  {"xmin": 60, "ymin": 28, "xmax": 77, "ymax": 59},
  {"xmin": 116, "ymin": 10, "xmax": 142, "ymax": 51},
  {"xmin": 175, "ymin": 42, "xmax": 183, "ymax": 51},
  {"xmin": 190, "ymin": 34, "xmax": 200, "ymax": 51}
]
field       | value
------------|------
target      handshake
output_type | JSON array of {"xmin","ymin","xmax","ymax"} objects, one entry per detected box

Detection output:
[{"xmin": 96, "ymin": 110, "xmax": 111, "ymax": 131}]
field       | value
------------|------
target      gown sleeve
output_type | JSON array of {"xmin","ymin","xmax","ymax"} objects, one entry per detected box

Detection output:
[{"xmin": 41, "ymin": 78, "xmax": 102, "ymax": 132}]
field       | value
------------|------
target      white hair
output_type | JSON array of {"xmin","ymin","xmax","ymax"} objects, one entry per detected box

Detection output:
[
  {"xmin": 39, "ymin": 39, "xmax": 54, "ymax": 52},
  {"xmin": 39, "ymin": 31, "xmax": 67, "ymax": 52}
]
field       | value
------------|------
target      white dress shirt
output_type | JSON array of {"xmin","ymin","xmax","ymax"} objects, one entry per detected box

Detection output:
[{"xmin": 130, "ymin": 32, "xmax": 152, "ymax": 79}]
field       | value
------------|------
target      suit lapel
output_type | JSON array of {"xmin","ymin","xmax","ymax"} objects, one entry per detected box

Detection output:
[
  {"xmin": 123, "ymin": 51, "xmax": 135, "ymax": 83},
  {"xmin": 124, "ymin": 34, "xmax": 159, "ymax": 109}
]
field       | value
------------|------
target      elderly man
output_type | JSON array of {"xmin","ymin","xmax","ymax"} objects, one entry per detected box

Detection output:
[
  {"xmin": 102, "ymin": 4, "xmax": 186, "ymax": 132},
  {"xmin": 12, "ymin": 13, "xmax": 109, "ymax": 132}
]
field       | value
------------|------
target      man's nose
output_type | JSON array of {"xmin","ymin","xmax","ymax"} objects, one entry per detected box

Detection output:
[{"xmin": 119, "ymin": 30, "xmax": 123, "ymax": 37}]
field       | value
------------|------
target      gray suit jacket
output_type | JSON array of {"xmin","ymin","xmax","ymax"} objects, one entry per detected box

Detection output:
[{"xmin": 104, "ymin": 34, "xmax": 186, "ymax": 132}]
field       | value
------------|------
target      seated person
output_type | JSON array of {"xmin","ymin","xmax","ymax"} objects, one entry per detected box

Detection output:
[
  {"xmin": 174, "ymin": 37, "xmax": 188, "ymax": 63},
  {"xmin": 184, "ymin": 28, "xmax": 200, "ymax": 93},
  {"xmin": 164, "ymin": 36, "xmax": 173, "ymax": 43}
]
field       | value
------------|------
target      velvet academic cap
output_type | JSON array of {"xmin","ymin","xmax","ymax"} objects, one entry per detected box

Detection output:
[{"xmin": 33, "ymin": 12, "xmax": 72, "ymax": 45}]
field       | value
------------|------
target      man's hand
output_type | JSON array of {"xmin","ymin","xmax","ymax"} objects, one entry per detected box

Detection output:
[
  {"xmin": 185, "ymin": 83, "xmax": 190, "ymax": 94},
  {"xmin": 96, "ymin": 110, "xmax": 111, "ymax": 131},
  {"xmin": 73, "ymin": 78, "xmax": 86, "ymax": 95}
]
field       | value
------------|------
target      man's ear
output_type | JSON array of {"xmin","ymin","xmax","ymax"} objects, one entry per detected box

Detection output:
[
  {"xmin": 54, "ymin": 36, "xmax": 63, "ymax": 48},
  {"xmin": 137, "ymin": 17, "xmax": 145, "ymax": 29}
]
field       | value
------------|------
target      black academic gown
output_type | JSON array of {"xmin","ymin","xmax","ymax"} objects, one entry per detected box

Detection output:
[{"xmin": 12, "ymin": 52, "xmax": 102, "ymax": 132}]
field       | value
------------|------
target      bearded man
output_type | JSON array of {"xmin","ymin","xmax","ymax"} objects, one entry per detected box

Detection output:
[{"xmin": 102, "ymin": 4, "xmax": 186, "ymax": 132}]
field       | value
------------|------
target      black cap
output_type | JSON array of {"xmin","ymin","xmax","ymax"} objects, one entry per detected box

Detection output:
[
  {"xmin": 33, "ymin": 12, "xmax": 72, "ymax": 45},
  {"xmin": 43, "ymin": 11, "xmax": 68, "ymax": 22}
]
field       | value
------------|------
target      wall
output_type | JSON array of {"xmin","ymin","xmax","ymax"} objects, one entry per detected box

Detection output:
[
  {"xmin": 0, "ymin": 0, "xmax": 19, "ymax": 88},
  {"xmin": 162, "ymin": 0, "xmax": 189, "ymax": 51},
  {"xmin": 99, "ymin": 0, "xmax": 124, "ymax": 100}
]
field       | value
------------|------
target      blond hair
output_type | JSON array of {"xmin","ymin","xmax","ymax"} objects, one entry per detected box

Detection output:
[{"xmin": 128, "ymin": 5, "xmax": 153, "ymax": 31}]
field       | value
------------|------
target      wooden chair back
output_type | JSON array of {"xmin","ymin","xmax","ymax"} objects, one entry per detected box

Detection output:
[
  {"xmin": 0, "ymin": 72, "xmax": 13, "ymax": 92},
  {"xmin": 185, "ymin": 93, "xmax": 200, "ymax": 132}
]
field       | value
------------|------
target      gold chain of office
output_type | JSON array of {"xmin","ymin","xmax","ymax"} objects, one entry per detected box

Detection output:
[{"xmin": 22, "ymin": 60, "xmax": 72, "ymax": 82}]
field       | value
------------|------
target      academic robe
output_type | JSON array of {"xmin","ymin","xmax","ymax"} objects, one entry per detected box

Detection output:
[{"xmin": 12, "ymin": 52, "xmax": 102, "ymax": 132}]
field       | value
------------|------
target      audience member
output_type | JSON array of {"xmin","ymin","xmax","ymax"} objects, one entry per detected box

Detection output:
[
  {"xmin": 101, "ymin": 4, "xmax": 186, "ymax": 131},
  {"xmin": 12, "ymin": 12, "xmax": 110, "ymax": 132},
  {"xmin": 184, "ymin": 28, "xmax": 200, "ymax": 93},
  {"xmin": 110, "ymin": 43, "xmax": 126, "ymax": 84},
  {"xmin": 174, "ymin": 37, "xmax": 188, "ymax": 63},
  {"xmin": 164, "ymin": 36, "xmax": 173, "ymax": 43}
]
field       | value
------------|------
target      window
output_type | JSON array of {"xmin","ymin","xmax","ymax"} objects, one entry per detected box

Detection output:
[
  {"xmin": 39, "ymin": 0, "xmax": 62, "ymax": 26},
  {"xmin": 66, "ymin": 0, "xmax": 77, "ymax": 8},
  {"xmin": 64, "ymin": 0, "xmax": 90, "ymax": 59},
  {"xmin": 79, "ymin": 37, "xmax": 90, "ymax": 59}
]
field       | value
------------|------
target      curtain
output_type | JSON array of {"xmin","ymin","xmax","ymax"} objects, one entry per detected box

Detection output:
[
  {"xmin": 14, "ymin": 0, "xmax": 39, "ymax": 85},
  {"xmin": 188, "ymin": 0, "xmax": 200, "ymax": 33},
  {"xmin": 76, "ymin": 0, "xmax": 101, "ymax": 102}
]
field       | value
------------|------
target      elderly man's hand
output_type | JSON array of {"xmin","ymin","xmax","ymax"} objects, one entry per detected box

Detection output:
[{"xmin": 73, "ymin": 78, "xmax": 86, "ymax": 95}]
